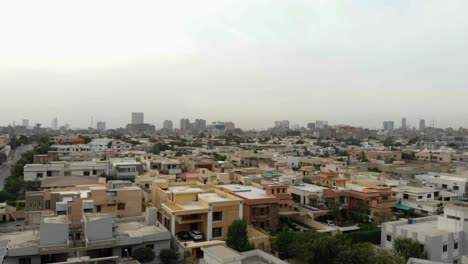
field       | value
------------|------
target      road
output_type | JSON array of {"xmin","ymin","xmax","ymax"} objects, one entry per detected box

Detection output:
[{"xmin": 0, "ymin": 144, "xmax": 33, "ymax": 190}]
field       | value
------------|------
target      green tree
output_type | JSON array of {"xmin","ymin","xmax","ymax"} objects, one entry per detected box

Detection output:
[
  {"xmin": 159, "ymin": 248, "xmax": 179, "ymax": 264},
  {"xmin": 273, "ymin": 226, "xmax": 296, "ymax": 260},
  {"xmin": 372, "ymin": 209, "xmax": 395, "ymax": 224},
  {"xmin": 371, "ymin": 248, "xmax": 405, "ymax": 264},
  {"xmin": 436, "ymin": 203, "xmax": 444, "ymax": 215},
  {"xmin": 307, "ymin": 235, "xmax": 342, "ymax": 264},
  {"xmin": 331, "ymin": 203, "xmax": 343, "ymax": 225},
  {"xmin": 334, "ymin": 242, "xmax": 376, "ymax": 264},
  {"xmin": 226, "ymin": 220, "xmax": 254, "ymax": 252},
  {"xmin": 132, "ymin": 247, "xmax": 155, "ymax": 263},
  {"xmin": 393, "ymin": 237, "xmax": 427, "ymax": 261}
]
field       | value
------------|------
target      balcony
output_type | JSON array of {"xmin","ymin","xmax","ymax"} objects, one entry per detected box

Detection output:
[{"xmin": 177, "ymin": 214, "xmax": 203, "ymax": 224}]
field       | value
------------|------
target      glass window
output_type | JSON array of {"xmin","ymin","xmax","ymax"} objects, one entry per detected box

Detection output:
[
  {"xmin": 387, "ymin": 235, "xmax": 392, "ymax": 242},
  {"xmin": 443, "ymin": 245, "xmax": 448, "ymax": 252},
  {"xmin": 212, "ymin": 227, "xmax": 223, "ymax": 238},
  {"xmin": 213, "ymin": 212, "xmax": 223, "ymax": 221}
]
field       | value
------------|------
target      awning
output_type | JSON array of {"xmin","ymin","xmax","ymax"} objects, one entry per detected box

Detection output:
[{"xmin": 394, "ymin": 204, "xmax": 414, "ymax": 211}]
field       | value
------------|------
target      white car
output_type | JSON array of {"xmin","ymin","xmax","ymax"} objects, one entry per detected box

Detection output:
[{"xmin": 189, "ymin": 230, "xmax": 203, "ymax": 241}]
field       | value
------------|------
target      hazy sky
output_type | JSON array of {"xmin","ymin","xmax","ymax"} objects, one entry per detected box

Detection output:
[{"xmin": 1, "ymin": 0, "xmax": 468, "ymax": 130}]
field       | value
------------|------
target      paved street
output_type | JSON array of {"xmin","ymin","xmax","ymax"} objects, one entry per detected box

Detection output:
[{"xmin": 0, "ymin": 144, "xmax": 33, "ymax": 190}]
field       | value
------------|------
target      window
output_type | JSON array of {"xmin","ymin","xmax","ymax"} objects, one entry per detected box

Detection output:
[
  {"xmin": 454, "ymin": 186, "xmax": 459, "ymax": 191},
  {"xmin": 118, "ymin": 203, "xmax": 126, "ymax": 210},
  {"xmin": 382, "ymin": 195, "xmax": 389, "ymax": 201},
  {"xmin": 442, "ymin": 184, "xmax": 448, "ymax": 189},
  {"xmin": 443, "ymin": 245, "xmax": 448, "ymax": 252},
  {"xmin": 212, "ymin": 227, "xmax": 223, "ymax": 238},
  {"xmin": 454, "ymin": 242, "xmax": 458, "ymax": 250},
  {"xmin": 93, "ymin": 170, "xmax": 97, "ymax": 175},
  {"xmin": 84, "ymin": 171, "xmax": 90, "ymax": 176},
  {"xmin": 46, "ymin": 171, "xmax": 52, "ymax": 177},
  {"xmin": 403, "ymin": 194, "xmax": 409, "ymax": 199},
  {"xmin": 45, "ymin": 200, "xmax": 51, "ymax": 209},
  {"xmin": 37, "ymin": 172, "xmax": 43, "ymax": 178},
  {"xmin": 428, "ymin": 194, "xmax": 432, "ymax": 198},
  {"xmin": 19, "ymin": 257, "xmax": 31, "ymax": 264},
  {"xmin": 97, "ymin": 205, "xmax": 102, "ymax": 212},
  {"xmin": 418, "ymin": 196, "xmax": 423, "ymax": 199},
  {"xmin": 213, "ymin": 212, "xmax": 223, "ymax": 221},
  {"xmin": 386, "ymin": 235, "xmax": 392, "ymax": 242}
]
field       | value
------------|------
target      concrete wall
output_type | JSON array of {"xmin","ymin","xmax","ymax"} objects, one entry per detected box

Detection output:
[
  {"xmin": 84, "ymin": 217, "xmax": 113, "ymax": 242},
  {"xmin": 39, "ymin": 222, "xmax": 68, "ymax": 246}
]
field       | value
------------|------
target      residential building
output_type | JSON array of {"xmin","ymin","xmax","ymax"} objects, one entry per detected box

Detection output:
[
  {"xmin": 96, "ymin": 121, "xmax": 106, "ymax": 132},
  {"xmin": 162, "ymin": 120, "xmax": 173, "ymax": 131},
  {"xmin": 200, "ymin": 244, "xmax": 287, "ymax": 264},
  {"xmin": 52, "ymin": 117, "xmax": 58, "ymax": 130},
  {"xmin": 415, "ymin": 172, "xmax": 468, "ymax": 194},
  {"xmin": 0, "ymin": 208, "xmax": 171, "ymax": 264},
  {"xmin": 345, "ymin": 180, "xmax": 398, "ymax": 217},
  {"xmin": 152, "ymin": 181, "xmax": 242, "ymax": 239},
  {"xmin": 219, "ymin": 184, "xmax": 280, "ymax": 230},
  {"xmin": 315, "ymin": 120, "xmax": 328, "ymax": 129},
  {"xmin": 382, "ymin": 202, "xmax": 468, "ymax": 263},
  {"xmin": 180, "ymin": 118, "xmax": 191, "ymax": 132},
  {"xmin": 148, "ymin": 156, "xmax": 181, "ymax": 174},
  {"xmin": 274, "ymin": 120, "xmax": 289, "ymax": 129},
  {"xmin": 24, "ymin": 161, "xmax": 110, "ymax": 181},
  {"xmin": 109, "ymin": 158, "xmax": 144, "ymax": 178},
  {"xmin": 131, "ymin": 112, "xmax": 144, "ymax": 125},
  {"xmin": 22, "ymin": 119, "xmax": 29, "ymax": 127},
  {"xmin": 420, "ymin": 119, "xmax": 426, "ymax": 130},
  {"xmin": 225, "ymin": 122, "xmax": 235, "ymax": 130},
  {"xmin": 194, "ymin": 119, "xmax": 207, "ymax": 132},
  {"xmin": 383, "ymin": 121, "xmax": 395, "ymax": 131},
  {"xmin": 89, "ymin": 138, "xmax": 113, "ymax": 151},
  {"xmin": 307, "ymin": 123, "xmax": 316, "ymax": 129},
  {"xmin": 402, "ymin": 117, "xmax": 407, "ymax": 129}
]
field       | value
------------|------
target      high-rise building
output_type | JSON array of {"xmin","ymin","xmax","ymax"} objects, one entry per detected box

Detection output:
[
  {"xmin": 180, "ymin": 118, "xmax": 191, "ymax": 131},
  {"xmin": 193, "ymin": 119, "xmax": 207, "ymax": 132},
  {"xmin": 22, "ymin": 119, "xmax": 29, "ymax": 127},
  {"xmin": 163, "ymin": 120, "xmax": 173, "ymax": 131},
  {"xmin": 315, "ymin": 120, "xmax": 328, "ymax": 129},
  {"xmin": 401, "ymin": 118, "xmax": 407, "ymax": 129},
  {"xmin": 307, "ymin": 123, "xmax": 316, "ymax": 129},
  {"xmin": 419, "ymin": 119, "xmax": 426, "ymax": 130},
  {"xmin": 52, "ymin": 117, "xmax": 58, "ymax": 130},
  {"xmin": 383, "ymin": 121, "xmax": 394, "ymax": 130},
  {"xmin": 97, "ymin": 121, "xmax": 106, "ymax": 132},
  {"xmin": 274, "ymin": 120, "xmax": 289, "ymax": 129},
  {"xmin": 225, "ymin": 122, "xmax": 235, "ymax": 130},
  {"xmin": 131, "ymin": 112, "xmax": 144, "ymax": 125}
]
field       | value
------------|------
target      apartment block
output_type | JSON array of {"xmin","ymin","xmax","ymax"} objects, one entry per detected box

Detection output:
[{"xmin": 415, "ymin": 172, "xmax": 468, "ymax": 195}]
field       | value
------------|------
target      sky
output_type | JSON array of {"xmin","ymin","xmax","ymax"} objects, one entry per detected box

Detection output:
[{"xmin": 1, "ymin": 0, "xmax": 468, "ymax": 130}]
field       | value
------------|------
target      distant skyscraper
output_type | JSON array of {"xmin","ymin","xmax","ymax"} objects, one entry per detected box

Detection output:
[
  {"xmin": 419, "ymin": 119, "xmax": 426, "ymax": 130},
  {"xmin": 163, "ymin": 120, "xmax": 173, "ymax": 131},
  {"xmin": 52, "ymin": 117, "xmax": 58, "ymax": 130},
  {"xmin": 97, "ymin": 121, "xmax": 106, "ymax": 132},
  {"xmin": 274, "ymin": 120, "xmax": 289, "ymax": 129},
  {"xmin": 383, "ymin": 121, "xmax": 394, "ymax": 130},
  {"xmin": 225, "ymin": 122, "xmax": 235, "ymax": 130},
  {"xmin": 193, "ymin": 119, "xmax": 207, "ymax": 132},
  {"xmin": 307, "ymin": 123, "xmax": 316, "ymax": 129},
  {"xmin": 22, "ymin": 119, "xmax": 29, "ymax": 127},
  {"xmin": 315, "ymin": 120, "xmax": 328, "ymax": 129},
  {"xmin": 131, "ymin": 112, "xmax": 144, "ymax": 124},
  {"xmin": 180, "ymin": 118, "xmax": 191, "ymax": 131},
  {"xmin": 401, "ymin": 118, "xmax": 407, "ymax": 129}
]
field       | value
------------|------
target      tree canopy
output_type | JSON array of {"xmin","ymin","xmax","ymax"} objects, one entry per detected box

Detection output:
[{"xmin": 226, "ymin": 220, "xmax": 254, "ymax": 252}]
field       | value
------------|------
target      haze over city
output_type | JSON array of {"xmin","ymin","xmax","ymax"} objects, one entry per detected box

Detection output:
[{"xmin": 1, "ymin": 0, "xmax": 468, "ymax": 129}]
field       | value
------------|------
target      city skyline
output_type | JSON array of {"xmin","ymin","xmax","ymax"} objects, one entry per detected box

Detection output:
[{"xmin": 2, "ymin": 1, "xmax": 468, "ymax": 129}]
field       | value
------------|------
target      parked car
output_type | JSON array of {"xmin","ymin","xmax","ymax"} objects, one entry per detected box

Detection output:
[
  {"xmin": 176, "ymin": 231, "xmax": 190, "ymax": 241},
  {"xmin": 189, "ymin": 230, "xmax": 203, "ymax": 241},
  {"xmin": 288, "ymin": 223, "xmax": 302, "ymax": 232},
  {"xmin": 325, "ymin": 220, "xmax": 336, "ymax": 227}
]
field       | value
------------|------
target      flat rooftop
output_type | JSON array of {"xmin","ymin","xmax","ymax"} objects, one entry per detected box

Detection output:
[
  {"xmin": 393, "ymin": 185, "xmax": 435, "ymax": 194},
  {"xmin": 198, "ymin": 193, "xmax": 233, "ymax": 203},
  {"xmin": 288, "ymin": 183, "xmax": 328, "ymax": 193},
  {"xmin": 41, "ymin": 176, "xmax": 103, "ymax": 188},
  {"xmin": 1, "ymin": 230, "xmax": 38, "ymax": 249},
  {"xmin": 167, "ymin": 186, "xmax": 204, "ymax": 194},
  {"xmin": 387, "ymin": 217, "xmax": 448, "ymax": 238},
  {"xmin": 114, "ymin": 221, "xmax": 167, "ymax": 238},
  {"xmin": 221, "ymin": 185, "xmax": 271, "ymax": 200}
]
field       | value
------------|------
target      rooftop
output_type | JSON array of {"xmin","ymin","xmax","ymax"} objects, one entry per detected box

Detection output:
[
  {"xmin": 198, "ymin": 193, "xmax": 232, "ymax": 203},
  {"xmin": 114, "ymin": 221, "xmax": 167, "ymax": 238},
  {"xmin": 221, "ymin": 184, "xmax": 272, "ymax": 200},
  {"xmin": 167, "ymin": 186, "xmax": 204, "ymax": 194},
  {"xmin": 288, "ymin": 183, "xmax": 328, "ymax": 193},
  {"xmin": 0, "ymin": 230, "xmax": 38, "ymax": 249}
]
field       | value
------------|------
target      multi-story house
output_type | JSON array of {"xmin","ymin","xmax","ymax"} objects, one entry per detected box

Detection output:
[
  {"xmin": 219, "ymin": 184, "xmax": 280, "ymax": 231},
  {"xmin": 0, "ymin": 208, "xmax": 171, "ymax": 264},
  {"xmin": 109, "ymin": 158, "xmax": 144, "ymax": 178},
  {"xmin": 382, "ymin": 202, "xmax": 468, "ymax": 263},
  {"xmin": 24, "ymin": 161, "xmax": 110, "ymax": 181},
  {"xmin": 415, "ymin": 172, "xmax": 468, "ymax": 195}
]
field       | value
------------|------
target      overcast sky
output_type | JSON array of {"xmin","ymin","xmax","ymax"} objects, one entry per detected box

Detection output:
[{"xmin": 1, "ymin": 0, "xmax": 467, "ymax": 130}]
